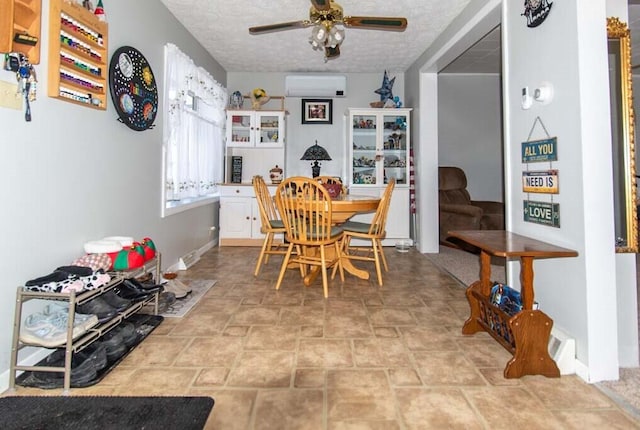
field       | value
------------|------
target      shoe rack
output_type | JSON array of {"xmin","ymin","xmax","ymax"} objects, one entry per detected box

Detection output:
[
  {"xmin": 47, "ymin": 0, "xmax": 108, "ymax": 109},
  {"xmin": 9, "ymin": 254, "xmax": 161, "ymax": 393},
  {"xmin": 0, "ymin": 0, "xmax": 42, "ymax": 64}
]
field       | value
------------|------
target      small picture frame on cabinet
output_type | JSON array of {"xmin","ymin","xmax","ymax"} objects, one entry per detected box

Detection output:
[{"xmin": 302, "ymin": 99, "xmax": 332, "ymax": 124}]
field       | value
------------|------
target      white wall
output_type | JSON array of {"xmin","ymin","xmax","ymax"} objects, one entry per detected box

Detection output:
[
  {"xmin": 226, "ymin": 73, "xmax": 405, "ymax": 181},
  {"xmin": 438, "ymin": 74, "xmax": 504, "ymax": 202},
  {"xmin": 0, "ymin": 1, "xmax": 226, "ymax": 391},
  {"xmin": 503, "ymin": 0, "xmax": 620, "ymax": 381}
]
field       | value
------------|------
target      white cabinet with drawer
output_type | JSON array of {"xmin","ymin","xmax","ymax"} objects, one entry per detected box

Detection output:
[{"xmin": 219, "ymin": 184, "xmax": 278, "ymax": 246}]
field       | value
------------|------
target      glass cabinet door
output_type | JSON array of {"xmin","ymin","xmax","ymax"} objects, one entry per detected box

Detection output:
[
  {"xmin": 352, "ymin": 114, "xmax": 378, "ymax": 185},
  {"xmin": 227, "ymin": 112, "xmax": 253, "ymax": 147},
  {"xmin": 382, "ymin": 114, "xmax": 408, "ymax": 184},
  {"xmin": 255, "ymin": 112, "xmax": 284, "ymax": 147}
]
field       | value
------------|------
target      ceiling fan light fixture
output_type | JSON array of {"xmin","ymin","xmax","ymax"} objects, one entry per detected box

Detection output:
[
  {"xmin": 327, "ymin": 25, "xmax": 344, "ymax": 47},
  {"xmin": 311, "ymin": 24, "xmax": 327, "ymax": 42},
  {"xmin": 308, "ymin": 21, "xmax": 344, "ymax": 58},
  {"xmin": 250, "ymin": 1, "xmax": 406, "ymax": 62}
]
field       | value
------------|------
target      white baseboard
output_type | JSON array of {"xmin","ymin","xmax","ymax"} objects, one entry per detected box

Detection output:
[
  {"xmin": 166, "ymin": 239, "xmax": 216, "ymax": 273},
  {"xmin": 549, "ymin": 326, "xmax": 576, "ymax": 375},
  {"xmin": 574, "ymin": 359, "xmax": 590, "ymax": 382}
]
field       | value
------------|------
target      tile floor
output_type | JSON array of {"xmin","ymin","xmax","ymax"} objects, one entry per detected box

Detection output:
[{"xmin": 7, "ymin": 246, "xmax": 640, "ymax": 429}]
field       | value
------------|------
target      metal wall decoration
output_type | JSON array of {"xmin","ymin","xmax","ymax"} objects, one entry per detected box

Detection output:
[
  {"xmin": 522, "ymin": 0, "xmax": 553, "ymax": 28},
  {"xmin": 522, "ymin": 170, "xmax": 559, "ymax": 194},
  {"xmin": 522, "ymin": 116, "xmax": 561, "ymax": 227},
  {"xmin": 523, "ymin": 201, "xmax": 560, "ymax": 227},
  {"xmin": 109, "ymin": 46, "xmax": 158, "ymax": 131}
]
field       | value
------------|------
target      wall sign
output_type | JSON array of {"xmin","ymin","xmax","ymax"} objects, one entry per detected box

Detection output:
[
  {"xmin": 524, "ymin": 200, "xmax": 560, "ymax": 227},
  {"xmin": 522, "ymin": 0, "xmax": 553, "ymax": 28},
  {"xmin": 109, "ymin": 46, "xmax": 158, "ymax": 131},
  {"xmin": 522, "ymin": 137, "xmax": 557, "ymax": 163},
  {"xmin": 522, "ymin": 170, "xmax": 559, "ymax": 194}
]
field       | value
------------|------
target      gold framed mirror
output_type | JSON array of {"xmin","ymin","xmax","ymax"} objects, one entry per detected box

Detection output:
[{"xmin": 607, "ymin": 17, "xmax": 637, "ymax": 253}]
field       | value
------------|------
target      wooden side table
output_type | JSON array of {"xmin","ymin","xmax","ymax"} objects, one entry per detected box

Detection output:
[{"xmin": 448, "ymin": 230, "xmax": 578, "ymax": 378}]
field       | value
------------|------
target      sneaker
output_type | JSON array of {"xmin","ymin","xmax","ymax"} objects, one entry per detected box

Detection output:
[
  {"xmin": 41, "ymin": 302, "xmax": 99, "ymax": 331},
  {"xmin": 20, "ymin": 312, "xmax": 86, "ymax": 347}
]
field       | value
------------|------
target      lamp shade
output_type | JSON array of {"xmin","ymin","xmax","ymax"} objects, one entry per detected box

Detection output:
[{"xmin": 300, "ymin": 141, "xmax": 332, "ymax": 161}]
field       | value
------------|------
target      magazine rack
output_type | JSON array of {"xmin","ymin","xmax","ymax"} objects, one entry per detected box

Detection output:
[{"xmin": 448, "ymin": 230, "xmax": 578, "ymax": 378}]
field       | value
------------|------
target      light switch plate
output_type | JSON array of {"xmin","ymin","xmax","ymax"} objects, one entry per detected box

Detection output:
[{"xmin": 0, "ymin": 80, "xmax": 22, "ymax": 110}]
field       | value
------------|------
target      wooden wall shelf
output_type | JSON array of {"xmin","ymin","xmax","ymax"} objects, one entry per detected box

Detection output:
[
  {"xmin": 48, "ymin": 0, "xmax": 108, "ymax": 110},
  {"xmin": 0, "ymin": 0, "xmax": 42, "ymax": 64}
]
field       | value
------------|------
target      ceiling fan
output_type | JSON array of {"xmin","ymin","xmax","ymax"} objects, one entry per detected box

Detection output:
[{"xmin": 249, "ymin": 0, "xmax": 408, "ymax": 60}]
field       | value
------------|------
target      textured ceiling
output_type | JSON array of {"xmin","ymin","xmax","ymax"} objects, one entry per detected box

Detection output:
[
  {"xmin": 440, "ymin": 25, "xmax": 501, "ymax": 74},
  {"xmin": 159, "ymin": 0, "xmax": 471, "ymax": 73}
]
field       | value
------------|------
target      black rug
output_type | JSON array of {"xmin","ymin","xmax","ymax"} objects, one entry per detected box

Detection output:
[{"xmin": 0, "ymin": 395, "xmax": 214, "ymax": 430}]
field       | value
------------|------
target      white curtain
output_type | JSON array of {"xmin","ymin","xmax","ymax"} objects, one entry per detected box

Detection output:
[{"xmin": 164, "ymin": 43, "xmax": 227, "ymax": 202}]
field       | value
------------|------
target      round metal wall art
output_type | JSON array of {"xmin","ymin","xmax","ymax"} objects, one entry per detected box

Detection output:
[
  {"xmin": 522, "ymin": 0, "xmax": 553, "ymax": 28},
  {"xmin": 109, "ymin": 46, "xmax": 158, "ymax": 131}
]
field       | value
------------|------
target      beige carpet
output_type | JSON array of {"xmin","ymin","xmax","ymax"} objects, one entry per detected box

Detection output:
[
  {"xmin": 425, "ymin": 245, "xmax": 506, "ymax": 286},
  {"xmin": 427, "ymin": 245, "xmax": 640, "ymax": 420}
]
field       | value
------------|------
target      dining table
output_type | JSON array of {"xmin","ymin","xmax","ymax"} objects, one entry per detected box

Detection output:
[{"xmin": 300, "ymin": 193, "xmax": 380, "ymax": 286}]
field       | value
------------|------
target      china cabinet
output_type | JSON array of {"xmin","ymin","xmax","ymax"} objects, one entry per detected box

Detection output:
[
  {"xmin": 224, "ymin": 110, "xmax": 286, "ymax": 184},
  {"xmin": 346, "ymin": 108, "xmax": 412, "ymax": 245},
  {"xmin": 220, "ymin": 109, "xmax": 286, "ymax": 245},
  {"xmin": 226, "ymin": 110, "xmax": 285, "ymax": 148}
]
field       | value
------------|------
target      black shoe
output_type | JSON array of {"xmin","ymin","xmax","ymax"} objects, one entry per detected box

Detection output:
[
  {"xmin": 41, "ymin": 349, "xmax": 97, "ymax": 386},
  {"xmin": 113, "ymin": 322, "xmax": 139, "ymax": 347},
  {"xmin": 83, "ymin": 341, "xmax": 108, "ymax": 371},
  {"xmin": 124, "ymin": 277, "xmax": 164, "ymax": 293},
  {"xmin": 112, "ymin": 280, "xmax": 153, "ymax": 301},
  {"xmin": 102, "ymin": 330, "xmax": 127, "ymax": 361},
  {"xmin": 55, "ymin": 265, "xmax": 93, "ymax": 277},
  {"xmin": 77, "ymin": 296, "xmax": 118, "ymax": 323},
  {"xmin": 101, "ymin": 290, "xmax": 132, "ymax": 311}
]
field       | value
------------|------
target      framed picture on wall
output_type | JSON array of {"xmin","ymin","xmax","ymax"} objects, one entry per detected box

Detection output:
[{"xmin": 302, "ymin": 99, "xmax": 332, "ymax": 124}]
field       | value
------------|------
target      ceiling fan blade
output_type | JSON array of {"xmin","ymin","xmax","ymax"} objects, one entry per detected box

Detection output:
[
  {"xmin": 310, "ymin": 0, "xmax": 332, "ymax": 12},
  {"xmin": 249, "ymin": 20, "xmax": 310, "ymax": 34},
  {"xmin": 325, "ymin": 44, "xmax": 340, "ymax": 59},
  {"xmin": 343, "ymin": 16, "xmax": 408, "ymax": 31}
]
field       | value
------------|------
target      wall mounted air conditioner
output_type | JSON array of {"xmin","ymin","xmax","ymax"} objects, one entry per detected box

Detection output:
[{"xmin": 285, "ymin": 75, "xmax": 346, "ymax": 98}]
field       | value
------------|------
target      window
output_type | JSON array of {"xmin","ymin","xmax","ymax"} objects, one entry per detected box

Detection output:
[{"xmin": 162, "ymin": 43, "xmax": 227, "ymax": 217}]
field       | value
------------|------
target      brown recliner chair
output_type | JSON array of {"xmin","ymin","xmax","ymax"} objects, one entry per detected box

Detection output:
[{"xmin": 438, "ymin": 166, "xmax": 504, "ymax": 245}]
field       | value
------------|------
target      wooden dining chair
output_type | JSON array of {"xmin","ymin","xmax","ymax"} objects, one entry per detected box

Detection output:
[
  {"xmin": 274, "ymin": 177, "xmax": 344, "ymax": 298},
  {"xmin": 252, "ymin": 175, "xmax": 287, "ymax": 276},
  {"xmin": 334, "ymin": 178, "xmax": 396, "ymax": 286}
]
